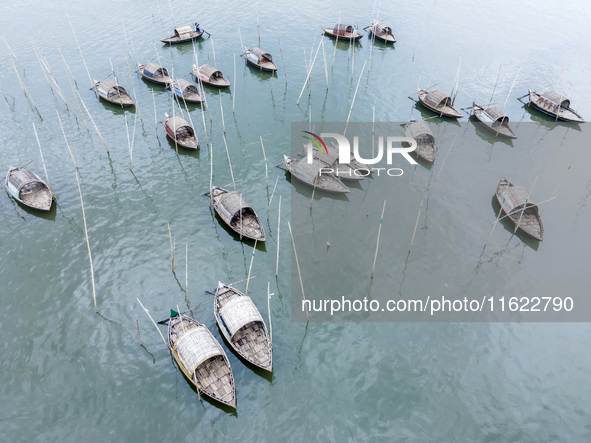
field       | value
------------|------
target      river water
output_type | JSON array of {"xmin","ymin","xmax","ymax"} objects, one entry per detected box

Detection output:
[{"xmin": 1, "ymin": 0, "xmax": 590, "ymax": 441}]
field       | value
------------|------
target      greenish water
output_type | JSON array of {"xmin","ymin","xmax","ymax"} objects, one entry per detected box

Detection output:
[{"xmin": 1, "ymin": 0, "xmax": 590, "ymax": 441}]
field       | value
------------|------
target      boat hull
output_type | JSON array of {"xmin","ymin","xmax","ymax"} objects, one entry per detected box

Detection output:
[
  {"xmin": 322, "ymin": 27, "xmax": 364, "ymax": 41},
  {"xmin": 161, "ymin": 30, "xmax": 204, "ymax": 44}
]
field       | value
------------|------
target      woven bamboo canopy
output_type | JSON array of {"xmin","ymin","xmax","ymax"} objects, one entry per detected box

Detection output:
[
  {"xmin": 167, "ymin": 115, "xmax": 194, "ymax": 137},
  {"xmin": 172, "ymin": 78, "xmax": 197, "ymax": 94},
  {"xmin": 216, "ymin": 191, "xmax": 255, "ymax": 223},
  {"xmin": 219, "ymin": 296, "xmax": 264, "ymax": 340},
  {"xmin": 334, "ymin": 24, "xmax": 354, "ymax": 33},
  {"xmin": 540, "ymin": 91, "xmax": 570, "ymax": 108},
  {"xmin": 498, "ymin": 185, "xmax": 538, "ymax": 215},
  {"xmin": 174, "ymin": 327, "xmax": 223, "ymax": 374},
  {"xmin": 143, "ymin": 62, "xmax": 169, "ymax": 78},
  {"xmin": 98, "ymin": 79, "xmax": 128, "ymax": 96},
  {"xmin": 174, "ymin": 26, "xmax": 194, "ymax": 39},
  {"xmin": 406, "ymin": 121, "xmax": 434, "ymax": 142},
  {"xmin": 250, "ymin": 47, "xmax": 273, "ymax": 62},
  {"xmin": 8, "ymin": 169, "xmax": 42, "ymax": 192},
  {"xmin": 374, "ymin": 22, "xmax": 392, "ymax": 34},
  {"xmin": 425, "ymin": 89, "xmax": 452, "ymax": 106},
  {"xmin": 199, "ymin": 64, "xmax": 223, "ymax": 80}
]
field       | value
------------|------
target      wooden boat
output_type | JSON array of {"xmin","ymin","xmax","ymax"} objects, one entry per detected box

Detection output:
[
  {"xmin": 161, "ymin": 23, "xmax": 205, "ymax": 44},
  {"xmin": 214, "ymin": 282, "xmax": 272, "ymax": 372},
  {"xmin": 210, "ymin": 186, "xmax": 265, "ymax": 241},
  {"xmin": 170, "ymin": 78, "xmax": 204, "ymax": 104},
  {"xmin": 473, "ymin": 103, "xmax": 517, "ymax": 139},
  {"xmin": 167, "ymin": 311, "xmax": 236, "ymax": 408},
  {"xmin": 93, "ymin": 79, "xmax": 134, "ymax": 107},
  {"xmin": 244, "ymin": 47, "xmax": 277, "ymax": 72},
  {"xmin": 417, "ymin": 89, "xmax": 462, "ymax": 118},
  {"xmin": 322, "ymin": 24, "xmax": 363, "ymax": 41},
  {"xmin": 284, "ymin": 155, "xmax": 350, "ymax": 193},
  {"xmin": 192, "ymin": 64, "xmax": 230, "ymax": 88},
  {"xmin": 496, "ymin": 178, "xmax": 544, "ymax": 241},
  {"xmin": 5, "ymin": 166, "xmax": 52, "ymax": 211},
  {"xmin": 163, "ymin": 113, "xmax": 199, "ymax": 150},
  {"xmin": 312, "ymin": 144, "xmax": 372, "ymax": 181},
  {"xmin": 367, "ymin": 22, "xmax": 396, "ymax": 43},
  {"xmin": 527, "ymin": 90, "xmax": 584, "ymax": 123},
  {"xmin": 138, "ymin": 62, "xmax": 172, "ymax": 86},
  {"xmin": 403, "ymin": 121, "xmax": 436, "ymax": 162}
]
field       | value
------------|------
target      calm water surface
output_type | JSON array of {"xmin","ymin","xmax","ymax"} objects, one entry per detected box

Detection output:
[{"xmin": 1, "ymin": 0, "xmax": 590, "ymax": 441}]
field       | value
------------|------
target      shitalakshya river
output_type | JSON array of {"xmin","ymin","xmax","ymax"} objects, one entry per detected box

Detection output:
[{"xmin": 1, "ymin": 0, "xmax": 590, "ymax": 441}]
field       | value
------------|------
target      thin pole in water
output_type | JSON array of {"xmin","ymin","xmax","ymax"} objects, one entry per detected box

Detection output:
[
  {"xmin": 245, "ymin": 240, "xmax": 258, "ymax": 297},
  {"xmin": 297, "ymin": 38, "xmax": 323, "ymax": 105},
  {"xmin": 371, "ymin": 200, "xmax": 386, "ymax": 279},
  {"xmin": 222, "ymin": 135, "xmax": 237, "ymax": 192},
  {"xmin": 267, "ymin": 176, "xmax": 279, "ymax": 219},
  {"xmin": 32, "ymin": 122, "xmax": 49, "ymax": 187},
  {"xmin": 408, "ymin": 200, "xmax": 424, "ymax": 254},
  {"xmin": 233, "ymin": 53, "xmax": 237, "ymax": 114},
  {"xmin": 276, "ymin": 195, "xmax": 281, "ymax": 276},
  {"xmin": 344, "ymin": 61, "xmax": 367, "ymax": 135},
  {"xmin": 514, "ymin": 176, "xmax": 538, "ymax": 234},
  {"xmin": 219, "ymin": 93, "xmax": 226, "ymax": 134},
  {"xmin": 136, "ymin": 298, "xmax": 168, "ymax": 347},
  {"xmin": 260, "ymin": 136, "xmax": 269, "ymax": 191},
  {"xmin": 58, "ymin": 110, "xmax": 97, "ymax": 312},
  {"xmin": 288, "ymin": 222, "xmax": 309, "ymax": 321},
  {"xmin": 168, "ymin": 222, "xmax": 175, "ymax": 274},
  {"xmin": 267, "ymin": 281, "xmax": 273, "ymax": 345}
]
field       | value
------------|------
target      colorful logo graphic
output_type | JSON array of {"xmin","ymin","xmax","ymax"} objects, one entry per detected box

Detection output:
[{"xmin": 302, "ymin": 131, "xmax": 328, "ymax": 154}]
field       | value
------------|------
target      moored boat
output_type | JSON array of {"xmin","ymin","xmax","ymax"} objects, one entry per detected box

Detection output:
[
  {"xmin": 163, "ymin": 113, "xmax": 199, "ymax": 150},
  {"xmin": 244, "ymin": 47, "xmax": 278, "ymax": 72},
  {"xmin": 284, "ymin": 154, "xmax": 350, "ymax": 193},
  {"xmin": 403, "ymin": 121, "xmax": 437, "ymax": 162},
  {"xmin": 311, "ymin": 144, "xmax": 372, "ymax": 181},
  {"xmin": 210, "ymin": 186, "xmax": 266, "ymax": 241},
  {"xmin": 367, "ymin": 21, "xmax": 396, "ymax": 43},
  {"xmin": 322, "ymin": 24, "xmax": 363, "ymax": 41},
  {"xmin": 161, "ymin": 23, "xmax": 205, "ymax": 44},
  {"xmin": 527, "ymin": 90, "xmax": 584, "ymax": 123},
  {"xmin": 192, "ymin": 64, "xmax": 230, "ymax": 88},
  {"xmin": 5, "ymin": 166, "xmax": 53, "ymax": 211},
  {"xmin": 417, "ymin": 88, "xmax": 462, "ymax": 118},
  {"xmin": 170, "ymin": 78, "xmax": 204, "ymax": 104},
  {"xmin": 93, "ymin": 79, "xmax": 135, "ymax": 107},
  {"xmin": 495, "ymin": 177, "xmax": 544, "ymax": 241},
  {"xmin": 167, "ymin": 311, "xmax": 236, "ymax": 408},
  {"xmin": 214, "ymin": 282, "xmax": 272, "ymax": 372},
  {"xmin": 138, "ymin": 62, "xmax": 172, "ymax": 86},
  {"xmin": 473, "ymin": 103, "xmax": 517, "ymax": 139}
]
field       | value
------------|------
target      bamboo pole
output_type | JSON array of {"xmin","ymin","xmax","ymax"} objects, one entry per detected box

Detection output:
[
  {"xmin": 222, "ymin": 135, "xmax": 237, "ymax": 191},
  {"xmin": 152, "ymin": 90, "xmax": 158, "ymax": 138},
  {"xmin": 209, "ymin": 142, "xmax": 213, "ymax": 207},
  {"xmin": 32, "ymin": 123, "xmax": 50, "ymax": 187},
  {"xmin": 344, "ymin": 61, "xmax": 367, "ymax": 135},
  {"xmin": 219, "ymin": 93, "xmax": 226, "ymax": 134},
  {"xmin": 278, "ymin": 38, "xmax": 287, "ymax": 82},
  {"xmin": 485, "ymin": 178, "xmax": 511, "ymax": 250},
  {"xmin": 125, "ymin": 114, "xmax": 131, "ymax": 167},
  {"xmin": 371, "ymin": 200, "xmax": 386, "ymax": 279},
  {"xmin": 267, "ymin": 176, "xmax": 279, "ymax": 219},
  {"xmin": 211, "ymin": 35, "xmax": 217, "ymax": 66},
  {"xmin": 332, "ymin": 12, "xmax": 341, "ymax": 67},
  {"xmin": 76, "ymin": 88, "xmax": 109, "ymax": 154},
  {"xmin": 288, "ymin": 222, "xmax": 309, "ymax": 321},
  {"xmin": 63, "ymin": 2, "xmax": 93, "ymax": 87},
  {"xmin": 257, "ymin": 11, "xmax": 261, "ymax": 43},
  {"xmin": 297, "ymin": 38, "xmax": 323, "ymax": 105},
  {"xmin": 244, "ymin": 240, "xmax": 258, "ymax": 297},
  {"xmin": 408, "ymin": 200, "xmax": 424, "ymax": 254},
  {"xmin": 267, "ymin": 281, "xmax": 272, "ymax": 344},
  {"xmin": 514, "ymin": 176, "xmax": 538, "ymax": 234},
  {"xmin": 167, "ymin": 222, "xmax": 175, "ymax": 274},
  {"xmin": 260, "ymin": 136, "xmax": 269, "ymax": 190},
  {"xmin": 137, "ymin": 320, "xmax": 142, "ymax": 345},
  {"xmin": 540, "ymin": 164, "xmax": 571, "ymax": 216},
  {"xmin": 321, "ymin": 38, "xmax": 328, "ymax": 89},
  {"xmin": 185, "ymin": 243, "xmax": 189, "ymax": 299},
  {"xmin": 37, "ymin": 51, "xmax": 75, "ymax": 116},
  {"xmin": 5, "ymin": 41, "xmax": 42, "ymax": 119},
  {"xmin": 31, "ymin": 39, "xmax": 53, "ymax": 93},
  {"xmin": 233, "ymin": 53, "xmax": 236, "ymax": 113},
  {"xmin": 428, "ymin": 133, "xmax": 459, "ymax": 197},
  {"xmin": 125, "ymin": 55, "xmax": 142, "ymax": 120},
  {"xmin": 276, "ymin": 195, "xmax": 281, "ymax": 276},
  {"xmin": 58, "ymin": 111, "xmax": 97, "ymax": 312},
  {"xmin": 136, "ymin": 298, "xmax": 168, "ymax": 346}
]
